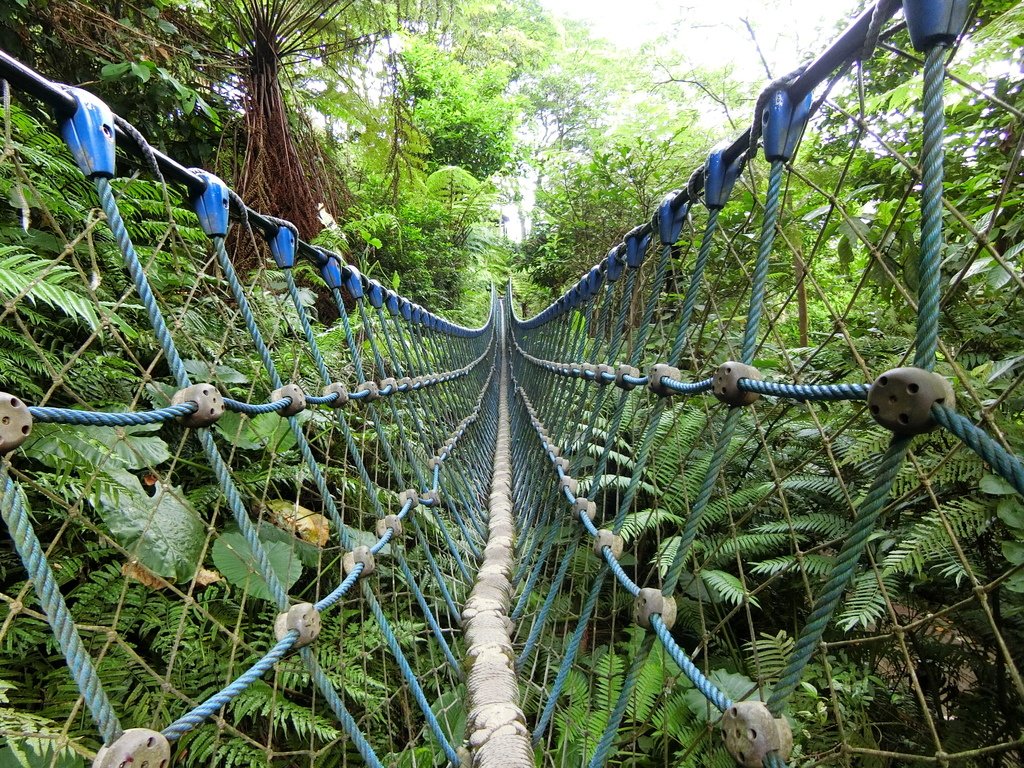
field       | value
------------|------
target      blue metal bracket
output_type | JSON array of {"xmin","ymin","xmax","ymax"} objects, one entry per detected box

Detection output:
[
  {"xmin": 606, "ymin": 245, "xmax": 625, "ymax": 282},
  {"xmin": 902, "ymin": 0, "xmax": 968, "ymax": 51},
  {"xmin": 319, "ymin": 253, "xmax": 343, "ymax": 289},
  {"xmin": 59, "ymin": 88, "xmax": 116, "ymax": 179},
  {"xmin": 626, "ymin": 230, "xmax": 653, "ymax": 268},
  {"xmin": 366, "ymin": 279, "xmax": 384, "ymax": 308},
  {"xmin": 269, "ymin": 225, "xmax": 296, "ymax": 269},
  {"xmin": 343, "ymin": 265, "xmax": 364, "ymax": 298},
  {"xmin": 761, "ymin": 90, "xmax": 812, "ymax": 163},
  {"xmin": 400, "ymin": 298, "xmax": 413, "ymax": 321},
  {"xmin": 704, "ymin": 143, "xmax": 745, "ymax": 210},
  {"xmin": 188, "ymin": 170, "xmax": 230, "ymax": 237},
  {"xmin": 657, "ymin": 192, "xmax": 688, "ymax": 246}
]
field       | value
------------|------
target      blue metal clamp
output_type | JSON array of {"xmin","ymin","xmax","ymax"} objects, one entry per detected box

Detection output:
[
  {"xmin": 343, "ymin": 265, "xmax": 364, "ymax": 298},
  {"xmin": 704, "ymin": 143, "xmax": 745, "ymax": 210},
  {"xmin": 902, "ymin": 0, "xmax": 968, "ymax": 51},
  {"xmin": 626, "ymin": 230, "xmax": 653, "ymax": 268},
  {"xmin": 269, "ymin": 225, "xmax": 296, "ymax": 269},
  {"xmin": 400, "ymin": 298, "xmax": 413, "ymax": 321},
  {"xmin": 761, "ymin": 90, "xmax": 812, "ymax": 163},
  {"xmin": 59, "ymin": 88, "xmax": 116, "ymax": 178},
  {"xmin": 188, "ymin": 170, "xmax": 231, "ymax": 237},
  {"xmin": 366, "ymin": 279, "xmax": 384, "ymax": 308},
  {"xmin": 658, "ymin": 192, "xmax": 688, "ymax": 246},
  {"xmin": 385, "ymin": 290, "xmax": 400, "ymax": 316},
  {"xmin": 606, "ymin": 245, "xmax": 625, "ymax": 282},
  {"xmin": 319, "ymin": 253, "xmax": 343, "ymax": 288}
]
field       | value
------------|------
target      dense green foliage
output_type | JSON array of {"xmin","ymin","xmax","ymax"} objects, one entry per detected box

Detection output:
[{"xmin": 1, "ymin": 0, "xmax": 1024, "ymax": 766}]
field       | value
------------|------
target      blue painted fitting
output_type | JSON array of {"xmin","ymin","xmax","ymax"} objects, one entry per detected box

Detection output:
[
  {"xmin": 366, "ymin": 279, "xmax": 384, "ymax": 308},
  {"xmin": 319, "ymin": 253, "xmax": 343, "ymax": 288},
  {"xmin": 626, "ymin": 230, "xmax": 653, "ymax": 268},
  {"xmin": 704, "ymin": 143, "xmax": 745, "ymax": 210},
  {"xmin": 400, "ymin": 298, "xmax": 413, "ymax": 321},
  {"xmin": 59, "ymin": 88, "xmax": 116, "ymax": 178},
  {"xmin": 269, "ymin": 225, "xmax": 296, "ymax": 268},
  {"xmin": 385, "ymin": 290, "xmax": 400, "ymax": 316},
  {"xmin": 606, "ymin": 245, "xmax": 625, "ymax": 282},
  {"xmin": 761, "ymin": 90, "xmax": 812, "ymax": 162},
  {"xmin": 312, "ymin": 247, "xmax": 332, "ymax": 269},
  {"xmin": 586, "ymin": 265, "xmax": 602, "ymax": 296},
  {"xmin": 581, "ymin": 278, "xmax": 593, "ymax": 299},
  {"xmin": 567, "ymin": 286, "xmax": 580, "ymax": 308},
  {"xmin": 658, "ymin": 191, "xmax": 688, "ymax": 245},
  {"xmin": 902, "ymin": 0, "xmax": 968, "ymax": 51},
  {"xmin": 188, "ymin": 169, "xmax": 231, "ymax": 237},
  {"xmin": 343, "ymin": 265, "xmax": 364, "ymax": 298}
]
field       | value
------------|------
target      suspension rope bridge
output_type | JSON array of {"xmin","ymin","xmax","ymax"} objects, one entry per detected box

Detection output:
[{"xmin": 1, "ymin": 0, "xmax": 1023, "ymax": 766}]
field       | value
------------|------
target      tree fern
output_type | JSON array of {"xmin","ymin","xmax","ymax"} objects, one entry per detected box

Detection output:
[
  {"xmin": 750, "ymin": 553, "xmax": 836, "ymax": 578},
  {"xmin": 0, "ymin": 245, "xmax": 102, "ymax": 330},
  {"xmin": 755, "ymin": 512, "xmax": 850, "ymax": 540},
  {"xmin": 882, "ymin": 498, "xmax": 993, "ymax": 583},
  {"xmin": 743, "ymin": 631, "xmax": 796, "ymax": 683},
  {"xmin": 836, "ymin": 569, "xmax": 901, "ymax": 631},
  {"xmin": 700, "ymin": 569, "xmax": 759, "ymax": 609}
]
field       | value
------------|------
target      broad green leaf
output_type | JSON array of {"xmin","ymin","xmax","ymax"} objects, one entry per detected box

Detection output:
[
  {"xmin": 100, "ymin": 62, "xmax": 132, "ymax": 79},
  {"xmin": 130, "ymin": 62, "xmax": 152, "ymax": 83},
  {"xmin": 981, "ymin": 473, "xmax": 1017, "ymax": 495},
  {"xmin": 682, "ymin": 669, "xmax": 759, "ymax": 721},
  {"xmin": 0, "ymin": 740, "xmax": 83, "ymax": 768},
  {"xmin": 212, "ymin": 531, "xmax": 302, "ymax": 603},
  {"xmin": 1002, "ymin": 540, "xmax": 1024, "ymax": 565},
  {"xmin": 182, "ymin": 359, "xmax": 249, "ymax": 384},
  {"xmin": 997, "ymin": 498, "xmax": 1024, "ymax": 531},
  {"xmin": 96, "ymin": 476, "xmax": 204, "ymax": 581},
  {"xmin": 214, "ymin": 410, "xmax": 299, "ymax": 452},
  {"xmin": 24, "ymin": 423, "xmax": 171, "ymax": 472}
]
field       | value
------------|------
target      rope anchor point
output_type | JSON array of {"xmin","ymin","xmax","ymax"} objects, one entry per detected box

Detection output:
[
  {"xmin": 92, "ymin": 728, "xmax": 170, "ymax": 768},
  {"xmin": 721, "ymin": 701, "xmax": 793, "ymax": 768},
  {"xmin": 867, "ymin": 367, "xmax": 955, "ymax": 435}
]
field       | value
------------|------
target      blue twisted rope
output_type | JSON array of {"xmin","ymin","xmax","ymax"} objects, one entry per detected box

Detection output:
[
  {"xmin": 738, "ymin": 379, "xmax": 869, "ymax": 400},
  {"xmin": 767, "ymin": 434, "xmax": 911, "ymax": 714},
  {"xmin": 29, "ymin": 403, "xmax": 197, "ymax": 425},
  {"xmin": 162, "ymin": 631, "xmax": 298, "ymax": 741},
  {"xmin": 222, "ymin": 396, "xmax": 292, "ymax": 415},
  {"xmin": 932, "ymin": 404, "xmax": 1024, "ymax": 495},
  {"xmin": 0, "ymin": 466, "xmax": 123, "ymax": 744},
  {"xmin": 651, "ymin": 615, "xmax": 732, "ymax": 712},
  {"xmin": 742, "ymin": 159, "xmax": 785, "ymax": 365},
  {"xmin": 915, "ymin": 44, "xmax": 947, "ymax": 371}
]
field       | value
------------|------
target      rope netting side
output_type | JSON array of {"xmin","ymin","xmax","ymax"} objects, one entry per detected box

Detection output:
[
  {"xmin": 0, "ymin": 62, "xmax": 493, "ymax": 767},
  {"xmin": 505, "ymin": 1, "xmax": 1024, "ymax": 766}
]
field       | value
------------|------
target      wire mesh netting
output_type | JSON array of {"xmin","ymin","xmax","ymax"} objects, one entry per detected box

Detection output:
[
  {"xmin": 507, "ymin": 3, "xmax": 1024, "ymax": 767},
  {"xmin": 0, "ymin": 69, "xmax": 495, "ymax": 767},
  {"xmin": 2, "ymin": 1, "xmax": 1024, "ymax": 768}
]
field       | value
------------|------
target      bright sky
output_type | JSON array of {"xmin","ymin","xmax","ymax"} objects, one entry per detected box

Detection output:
[
  {"xmin": 503, "ymin": 0, "xmax": 866, "ymax": 240},
  {"xmin": 541, "ymin": 0, "xmax": 862, "ymax": 78}
]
